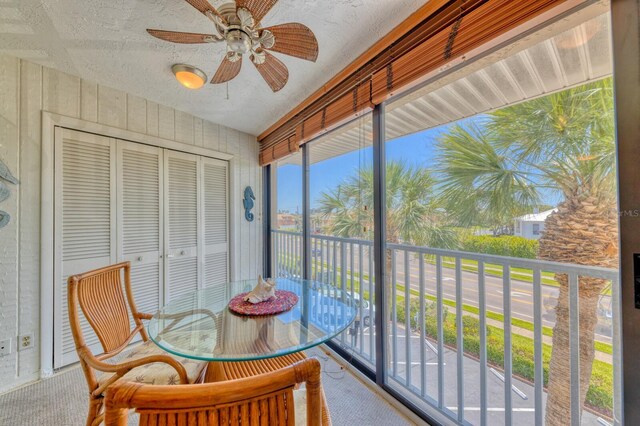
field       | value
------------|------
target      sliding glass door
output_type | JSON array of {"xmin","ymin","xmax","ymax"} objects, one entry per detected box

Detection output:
[
  {"xmin": 272, "ymin": 152, "xmax": 303, "ymax": 279},
  {"xmin": 307, "ymin": 114, "xmax": 375, "ymax": 368},
  {"xmin": 267, "ymin": 4, "xmax": 621, "ymax": 425},
  {"xmin": 382, "ymin": 9, "xmax": 619, "ymax": 425}
]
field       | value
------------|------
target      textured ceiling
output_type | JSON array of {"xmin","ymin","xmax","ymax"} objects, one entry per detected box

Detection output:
[{"xmin": 0, "ymin": 0, "xmax": 422, "ymax": 135}]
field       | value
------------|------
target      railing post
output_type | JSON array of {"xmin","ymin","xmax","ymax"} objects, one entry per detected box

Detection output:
[
  {"xmin": 455, "ymin": 257, "xmax": 464, "ymax": 423},
  {"xmin": 479, "ymin": 261, "xmax": 487, "ymax": 426},
  {"xmin": 503, "ymin": 265, "xmax": 512, "ymax": 425},
  {"xmin": 392, "ymin": 249, "xmax": 398, "ymax": 378},
  {"xmin": 569, "ymin": 273, "xmax": 580, "ymax": 426},
  {"xmin": 533, "ymin": 267, "xmax": 543, "ymax": 426},
  {"xmin": 405, "ymin": 250, "xmax": 411, "ymax": 388},
  {"xmin": 419, "ymin": 256, "xmax": 426, "ymax": 398},
  {"xmin": 436, "ymin": 255, "xmax": 444, "ymax": 408}
]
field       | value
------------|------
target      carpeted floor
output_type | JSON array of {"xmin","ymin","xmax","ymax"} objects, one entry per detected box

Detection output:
[{"xmin": 0, "ymin": 347, "xmax": 416, "ymax": 426}]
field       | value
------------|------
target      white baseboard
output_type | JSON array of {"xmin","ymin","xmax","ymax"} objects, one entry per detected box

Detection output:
[{"xmin": 0, "ymin": 372, "xmax": 40, "ymax": 396}]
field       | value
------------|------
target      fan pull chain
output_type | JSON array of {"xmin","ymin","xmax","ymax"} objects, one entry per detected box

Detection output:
[{"xmin": 225, "ymin": 82, "xmax": 230, "ymax": 100}]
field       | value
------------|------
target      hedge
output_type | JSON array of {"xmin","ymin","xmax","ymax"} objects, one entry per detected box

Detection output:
[
  {"xmin": 396, "ymin": 298, "xmax": 612, "ymax": 416},
  {"xmin": 460, "ymin": 235, "xmax": 539, "ymax": 259}
]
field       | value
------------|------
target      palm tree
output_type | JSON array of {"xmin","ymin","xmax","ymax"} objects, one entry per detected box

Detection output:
[
  {"xmin": 436, "ymin": 78, "xmax": 617, "ymax": 424},
  {"xmin": 318, "ymin": 161, "xmax": 458, "ymax": 317}
]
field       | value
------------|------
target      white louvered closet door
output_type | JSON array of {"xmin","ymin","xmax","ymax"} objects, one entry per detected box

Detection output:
[
  {"xmin": 164, "ymin": 151, "xmax": 200, "ymax": 302},
  {"xmin": 54, "ymin": 128, "xmax": 116, "ymax": 367},
  {"xmin": 116, "ymin": 141, "xmax": 163, "ymax": 315},
  {"xmin": 201, "ymin": 157, "xmax": 229, "ymax": 299}
]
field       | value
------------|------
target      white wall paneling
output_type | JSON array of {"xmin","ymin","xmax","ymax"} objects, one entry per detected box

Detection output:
[{"xmin": 0, "ymin": 53, "xmax": 262, "ymax": 392}]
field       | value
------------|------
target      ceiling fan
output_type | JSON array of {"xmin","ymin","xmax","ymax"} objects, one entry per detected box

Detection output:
[{"xmin": 147, "ymin": 0, "xmax": 319, "ymax": 92}]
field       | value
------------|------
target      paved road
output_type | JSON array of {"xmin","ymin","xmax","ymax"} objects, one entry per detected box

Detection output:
[
  {"xmin": 311, "ymin": 243, "xmax": 614, "ymax": 345},
  {"xmin": 333, "ymin": 324, "xmax": 612, "ymax": 426}
]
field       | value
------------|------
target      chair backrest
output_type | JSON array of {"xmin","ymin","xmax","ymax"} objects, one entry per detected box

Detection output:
[
  {"xmin": 68, "ymin": 262, "xmax": 146, "ymax": 367},
  {"xmin": 104, "ymin": 358, "xmax": 323, "ymax": 426}
]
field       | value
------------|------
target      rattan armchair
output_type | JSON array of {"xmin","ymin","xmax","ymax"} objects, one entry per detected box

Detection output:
[
  {"xmin": 68, "ymin": 262, "xmax": 207, "ymax": 426},
  {"xmin": 104, "ymin": 358, "xmax": 324, "ymax": 426},
  {"xmin": 205, "ymin": 326, "xmax": 332, "ymax": 425}
]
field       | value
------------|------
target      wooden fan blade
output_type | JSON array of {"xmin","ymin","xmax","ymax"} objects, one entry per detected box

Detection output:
[
  {"xmin": 147, "ymin": 29, "xmax": 216, "ymax": 44},
  {"xmin": 211, "ymin": 56, "xmax": 242, "ymax": 84},
  {"xmin": 263, "ymin": 23, "xmax": 318, "ymax": 62},
  {"xmin": 236, "ymin": 0, "xmax": 278, "ymax": 23},
  {"xmin": 184, "ymin": 0, "xmax": 220, "ymax": 16},
  {"xmin": 253, "ymin": 51, "xmax": 288, "ymax": 92}
]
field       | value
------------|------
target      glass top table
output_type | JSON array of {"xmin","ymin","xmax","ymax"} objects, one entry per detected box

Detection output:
[{"xmin": 148, "ymin": 278, "xmax": 357, "ymax": 361}]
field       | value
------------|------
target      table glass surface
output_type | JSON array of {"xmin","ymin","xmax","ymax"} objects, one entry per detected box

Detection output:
[{"xmin": 148, "ymin": 278, "xmax": 356, "ymax": 361}]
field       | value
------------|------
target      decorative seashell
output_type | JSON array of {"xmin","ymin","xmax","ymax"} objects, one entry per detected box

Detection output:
[{"xmin": 243, "ymin": 276, "xmax": 277, "ymax": 304}]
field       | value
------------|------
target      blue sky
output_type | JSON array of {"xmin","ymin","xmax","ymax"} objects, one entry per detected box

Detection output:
[
  {"xmin": 277, "ymin": 123, "xmax": 453, "ymax": 213},
  {"xmin": 276, "ymin": 117, "xmax": 561, "ymax": 213}
]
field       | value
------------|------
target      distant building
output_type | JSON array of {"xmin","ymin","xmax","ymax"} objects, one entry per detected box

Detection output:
[
  {"xmin": 277, "ymin": 213, "xmax": 301, "ymax": 231},
  {"xmin": 514, "ymin": 209, "xmax": 557, "ymax": 240}
]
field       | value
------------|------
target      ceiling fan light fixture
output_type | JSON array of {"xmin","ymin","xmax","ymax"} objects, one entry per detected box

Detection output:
[
  {"xmin": 148, "ymin": 0, "xmax": 319, "ymax": 92},
  {"xmin": 227, "ymin": 29, "xmax": 251, "ymax": 54},
  {"xmin": 172, "ymin": 64, "xmax": 207, "ymax": 89}
]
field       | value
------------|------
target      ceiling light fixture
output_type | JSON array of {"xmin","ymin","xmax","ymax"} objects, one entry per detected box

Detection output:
[{"xmin": 172, "ymin": 64, "xmax": 207, "ymax": 89}]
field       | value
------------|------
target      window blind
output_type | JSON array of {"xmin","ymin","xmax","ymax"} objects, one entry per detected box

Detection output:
[{"xmin": 258, "ymin": 0, "xmax": 575, "ymax": 165}]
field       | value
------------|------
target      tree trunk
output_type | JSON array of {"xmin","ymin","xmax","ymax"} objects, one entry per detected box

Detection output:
[
  {"xmin": 544, "ymin": 275, "xmax": 606, "ymax": 424},
  {"xmin": 538, "ymin": 194, "xmax": 618, "ymax": 425},
  {"xmin": 385, "ymin": 248, "xmax": 394, "ymax": 322}
]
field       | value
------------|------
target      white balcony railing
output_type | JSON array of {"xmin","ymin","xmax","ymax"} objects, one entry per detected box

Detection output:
[{"xmin": 271, "ymin": 230, "xmax": 621, "ymax": 426}]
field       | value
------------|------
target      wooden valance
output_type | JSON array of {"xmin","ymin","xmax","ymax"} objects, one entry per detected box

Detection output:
[
  {"xmin": 259, "ymin": 133, "xmax": 299, "ymax": 166},
  {"xmin": 259, "ymin": 0, "xmax": 576, "ymax": 165}
]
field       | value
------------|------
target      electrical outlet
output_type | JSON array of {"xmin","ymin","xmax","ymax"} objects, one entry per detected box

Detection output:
[
  {"xmin": 19, "ymin": 334, "xmax": 34, "ymax": 351},
  {"xmin": 0, "ymin": 339, "xmax": 10, "ymax": 356}
]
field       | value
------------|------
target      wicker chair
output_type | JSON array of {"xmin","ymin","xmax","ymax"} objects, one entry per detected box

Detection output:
[
  {"xmin": 67, "ymin": 262, "xmax": 208, "ymax": 426},
  {"xmin": 205, "ymin": 325, "xmax": 332, "ymax": 425},
  {"xmin": 104, "ymin": 358, "xmax": 324, "ymax": 426}
]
